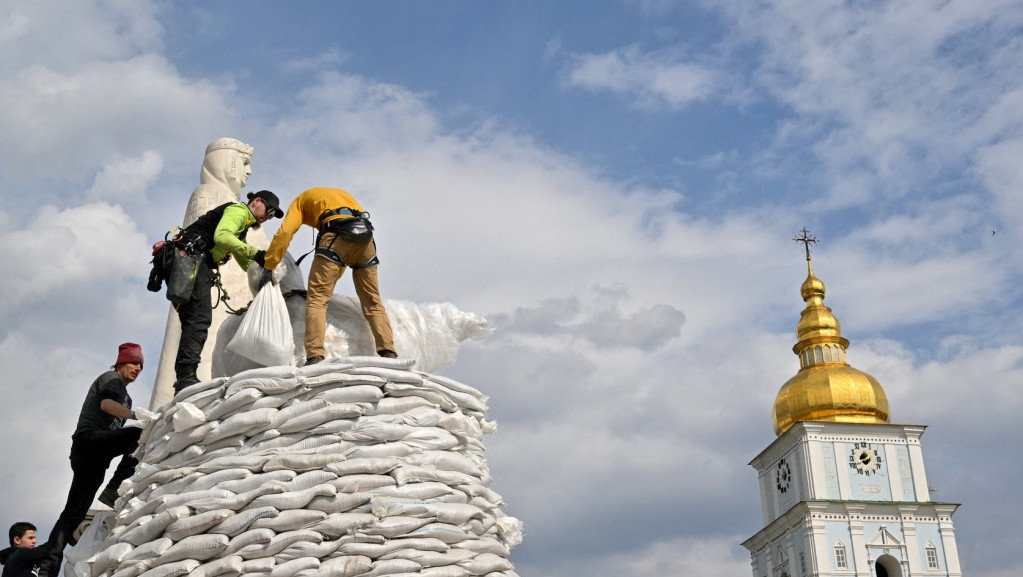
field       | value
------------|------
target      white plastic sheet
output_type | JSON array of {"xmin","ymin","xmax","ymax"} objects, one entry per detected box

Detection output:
[{"xmin": 226, "ymin": 284, "xmax": 294, "ymax": 366}]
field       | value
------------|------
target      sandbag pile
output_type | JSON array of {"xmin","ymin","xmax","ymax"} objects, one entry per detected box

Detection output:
[{"xmin": 73, "ymin": 357, "xmax": 521, "ymax": 577}]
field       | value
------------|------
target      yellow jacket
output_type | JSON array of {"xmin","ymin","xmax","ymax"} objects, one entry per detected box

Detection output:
[{"xmin": 264, "ymin": 187, "xmax": 364, "ymax": 269}]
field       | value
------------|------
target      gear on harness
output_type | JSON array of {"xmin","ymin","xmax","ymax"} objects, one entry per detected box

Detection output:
[{"xmin": 318, "ymin": 207, "xmax": 374, "ymax": 242}]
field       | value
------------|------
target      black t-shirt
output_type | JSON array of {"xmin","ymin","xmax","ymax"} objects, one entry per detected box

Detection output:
[{"xmin": 72, "ymin": 370, "xmax": 133, "ymax": 438}]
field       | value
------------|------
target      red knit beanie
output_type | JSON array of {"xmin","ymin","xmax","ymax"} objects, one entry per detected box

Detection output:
[{"xmin": 116, "ymin": 343, "xmax": 144, "ymax": 368}]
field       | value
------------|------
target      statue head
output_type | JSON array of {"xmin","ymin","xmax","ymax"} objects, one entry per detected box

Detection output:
[{"xmin": 199, "ymin": 137, "xmax": 254, "ymax": 198}]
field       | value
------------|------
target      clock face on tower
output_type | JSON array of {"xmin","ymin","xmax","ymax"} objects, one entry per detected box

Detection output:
[
  {"xmin": 848, "ymin": 442, "xmax": 882, "ymax": 475},
  {"xmin": 776, "ymin": 458, "xmax": 792, "ymax": 493}
]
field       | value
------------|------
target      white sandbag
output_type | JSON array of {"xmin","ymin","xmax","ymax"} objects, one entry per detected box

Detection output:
[
  {"xmin": 271, "ymin": 557, "xmax": 318, "ymax": 577},
  {"xmin": 263, "ymin": 452, "xmax": 344, "ymax": 472},
  {"xmin": 227, "ymin": 283, "xmax": 294, "ymax": 366},
  {"xmin": 170, "ymin": 377, "xmax": 229, "ymax": 406},
  {"xmin": 151, "ymin": 423, "xmax": 217, "ymax": 461},
  {"xmin": 117, "ymin": 538, "xmax": 173, "ymax": 569},
  {"xmin": 264, "ymin": 530, "xmax": 322, "ymax": 557},
  {"xmin": 88, "ymin": 542, "xmax": 132, "ymax": 577},
  {"xmin": 155, "ymin": 534, "xmax": 229, "ymax": 564},
  {"xmin": 422, "ymin": 374, "xmax": 487, "ymax": 403},
  {"xmin": 205, "ymin": 407, "xmax": 278, "ymax": 443},
  {"xmin": 318, "ymin": 555, "xmax": 372, "ymax": 577},
  {"xmin": 456, "ymin": 553, "xmax": 514, "ymax": 575},
  {"xmin": 392, "ymin": 466, "xmax": 476, "ymax": 487},
  {"xmin": 276, "ymin": 540, "xmax": 342, "ymax": 562},
  {"xmin": 304, "ymin": 513, "xmax": 377, "ymax": 539},
  {"xmin": 163, "ymin": 509, "xmax": 234, "ymax": 541},
  {"xmin": 171, "ymin": 402, "xmax": 208, "ymax": 432},
  {"xmin": 325, "ymin": 457, "xmax": 401, "ymax": 477},
  {"xmin": 372, "ymin": 482, "xmax": 458, "ymax": 502},
  {"xmin": 190, "ymin": 555, "xmax": 244, "ymax": 577},
  {"xmin": 269, "ymin": 399, "xmax": 330, "ymax": 428},
  {"xmin": 330, "ymin": 474, "xmax": 397, "ymax": 492},
  {"xmin": 400, "ymin": 427, "xmax": 461, "ymax": 452},
  {"xmin": 191, "ymin": 484, "xmax": 284, "ymax": 513},
  {"xmin": 240, "ymin": 557, "xmax": 276, "ymax": 572},
  {"xmin": 405, "ymin": 523, "xmax": 476, "ymax": 544},
  {"xmin": 110, "ymin": 559, "xmax": 153, "ymax": 577},
  {"xmin": 196, "ymin": 454, "xmax": 270, "ymax": 473},
  {"xmin": 377, "ymin": 548, "xmax": 474, "ymax": 568},
  {"xmin": 206, "ymin": 389, "xmax": 264, "ymax": 421},
  {"xmin": 278, "ymin": 404, "xmax": 364, "ymax": 434},
  {"xmin": 188, "ymin": 468, "xmax": 253, "ymax": 491},
  {"xmin": 118, "ymin": 507, "xmax": 190, "ymax": 546},
  {"xmin": 249, "ymin": 509, "xmax": 326, "ymax": 532},
  {"xmin": 371, "ymin": 396, "xmax": 439, "ymax": 415},
  {"xmin": 308, "ymin": 419, "xmax": 358, "ymax": 435},
  {"xmin": 219, "ymin": 471, "xmax": 296, "ymax": 494},
  {"xmin": 249, "ymin": 483, "xmax": 336, "ymax": 510},
  {"xmin": 204, "ymin": 433, "xmax": 248, "ymax": 453},
  {"xmin": 136, "ymin": 559, "xmax": 201, "ymax": 577},
  {"xmin": 362, "ymin": 516, "xmax": 435, "ymax": 539},
  {"xmin": 343, "ymin": 442, "xmax": 419, "ymax": 460},
  {"xmin": 210, "ymin": 507, "xmax": 279, "ymax": 537},
  {"xmin": 360, "ymin": 559, "xmax": 423, "ymax": 577},
  {"xmin": 223, "ymin": 528, "xmax": 275, "ymax": 556},
  {"xmin": 306, "ymin": 492, "xmax": 372, "ymax": 514},
  {"xmin": 419, "ymin": 565, "xmax": 472, "ymax": 577},
  {"xmin": 281, "ymin": 470, "xmax": 338, "ymax": 491},
  {"xmin": 382, "ymin": 384, "xmax": 457, "ymax": 411},
  {"xmin": 311, "ymin": 385, "xmax": 384, "ymax": 404},
  {"xmin": 156, "ymin": 489, "xmax": 233, "ymax": 513},
  {"xmin": 403, "ymin": 451, "xmax": 483, "ymax": 477},
  {"xmin": 451, "ymin": 538, "xmax": 510, "ymax": 557}
]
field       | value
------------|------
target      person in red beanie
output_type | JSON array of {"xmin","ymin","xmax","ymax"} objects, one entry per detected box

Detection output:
[{"xmin": 41, "ymin": 343, "xmax": 146, "ymax": 573}]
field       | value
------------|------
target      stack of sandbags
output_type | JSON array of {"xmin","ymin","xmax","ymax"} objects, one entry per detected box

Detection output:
[{"xmin": 72, "ymin": 357, "xmax": 520, "ymax": 577}]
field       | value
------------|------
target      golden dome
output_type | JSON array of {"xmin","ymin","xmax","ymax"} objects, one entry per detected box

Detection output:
[{"xmin": 772, "ymin": 260, "xmax": 890, "ymax": 435}]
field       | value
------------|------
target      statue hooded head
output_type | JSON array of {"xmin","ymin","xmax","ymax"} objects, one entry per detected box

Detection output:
[{"xmin": 200, "ymin": 137, "xmax": 254, "ymax": 198}]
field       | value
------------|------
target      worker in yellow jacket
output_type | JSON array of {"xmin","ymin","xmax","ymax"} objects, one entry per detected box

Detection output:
[{"xmin": 262, "ymin": 187, "xmax": 396, "ymax": 364}]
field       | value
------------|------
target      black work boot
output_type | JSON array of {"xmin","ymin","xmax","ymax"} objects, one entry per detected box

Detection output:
[
  {"xmin": 378, "ymin": 349, "xmax": 398, "ymax": 358},
  {"xmin": 98, "ymin": 485, "xmax": 119, "ymax": 508},
  {"xmin": 305, "ymin": 355, "xmax": 325, "ymax": 366}
]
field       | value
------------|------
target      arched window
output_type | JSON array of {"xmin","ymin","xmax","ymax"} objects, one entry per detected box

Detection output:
[
  {"xmin": 925, "ymin": 542, "xmax": 940, "ymax": 570},
  {"xmin": 834, "ymin": 541, "xmax": 848, "ymax": 569}
]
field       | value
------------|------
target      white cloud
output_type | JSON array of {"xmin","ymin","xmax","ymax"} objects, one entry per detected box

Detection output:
[
  {"xmin": 87, "ymin": 150, "xmax": 164, "ymax": 202},
  {"xmin": 711, "ymin": 0, "xmax": 1023, "ymax": 207},
  {"xmin": 562, "ymin": 45, "xmax": 718, "ymax": 110},
  {"xmin": 0, "ymin": 202, "xmax": 150, "ymax": 306},
  {"xmin": 0, "ymin": 55, "xmax": 236, "ymax": 182}
]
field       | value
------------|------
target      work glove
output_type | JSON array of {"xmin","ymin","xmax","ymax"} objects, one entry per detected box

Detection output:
[
  {"xmin": 253, "ymin": 250, "xmax": 266, "ymax": 267},
  {"xmin": 258, "ymin": 268, "xmax": 274, "ymax": 290},
  {"xmin": 131, "ymin": 408, "xmax": 160, "ymax": 428}
]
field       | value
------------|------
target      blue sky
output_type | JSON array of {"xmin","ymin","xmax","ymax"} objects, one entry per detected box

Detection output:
[{"xmin": 2, "ymin": 1, "xmax": 1023, "ymax": 576}]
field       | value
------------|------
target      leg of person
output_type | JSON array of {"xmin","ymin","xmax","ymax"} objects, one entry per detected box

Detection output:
[
  {"xmin": 305, "ymin": 233, "xmax": 345, "ymax": 362},
  {"xmin": 96, "ymin": 427, "xmax": 142, "ymax": 507},
  {"xmin": 49, "ymin": 440, "xmax": 111, "ymax": 548},
  {"xmin": 347, "ymin": 241, "xmax": 395, "ymax": 356},
  {"xmin": 174, "ymin": 262, "xmax": 213, "ymax": 392}
]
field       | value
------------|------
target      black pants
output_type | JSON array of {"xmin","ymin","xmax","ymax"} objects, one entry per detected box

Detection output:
[
  {"xmin": 49, "ymin": 427, "xmax": 142, "ymax": 543},
  {"xmin": 174, "ymin": 260, "xmax": 215, "ymax": 392}
]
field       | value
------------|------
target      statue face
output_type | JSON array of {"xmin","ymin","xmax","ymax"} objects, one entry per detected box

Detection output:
[{"xmin": 234, "ymin": 153, "xmax": 252, "ymax": 189}]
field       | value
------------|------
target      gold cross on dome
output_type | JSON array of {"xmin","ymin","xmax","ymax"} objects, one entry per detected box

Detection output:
[{"xmin": 793, "ymin": 227, "xmax": 818, "ymax": 261}]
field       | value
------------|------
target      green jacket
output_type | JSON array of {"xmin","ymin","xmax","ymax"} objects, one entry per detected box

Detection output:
[{"xmin": 212, "ymin": 203, "xmax": 260, "ymax": 269}]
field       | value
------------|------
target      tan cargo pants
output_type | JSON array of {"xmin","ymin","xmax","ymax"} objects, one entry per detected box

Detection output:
[{"xmin": 305, "ymin": 231, "xmax": 395, "ymax": 357}]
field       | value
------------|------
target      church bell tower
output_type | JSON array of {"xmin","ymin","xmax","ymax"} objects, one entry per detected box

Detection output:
[{"xmin": 742, "ymin": 230, "xmax": 964, "ymax": 577}]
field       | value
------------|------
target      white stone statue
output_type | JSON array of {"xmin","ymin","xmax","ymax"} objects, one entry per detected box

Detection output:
[{"xmin": 149, "ymin": 138, "xmax": 269, "ymax": 409}]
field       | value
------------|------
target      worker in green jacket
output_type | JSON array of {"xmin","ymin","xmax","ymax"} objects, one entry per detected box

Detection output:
[{"xmin": 172, "ymin": 190, "xmax": 283, "ymax": 392}]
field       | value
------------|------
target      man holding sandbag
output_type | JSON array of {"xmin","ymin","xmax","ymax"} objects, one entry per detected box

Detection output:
[{"xmin": 259, "ymin": 187, "xmax": 397, "ymax": 365}]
